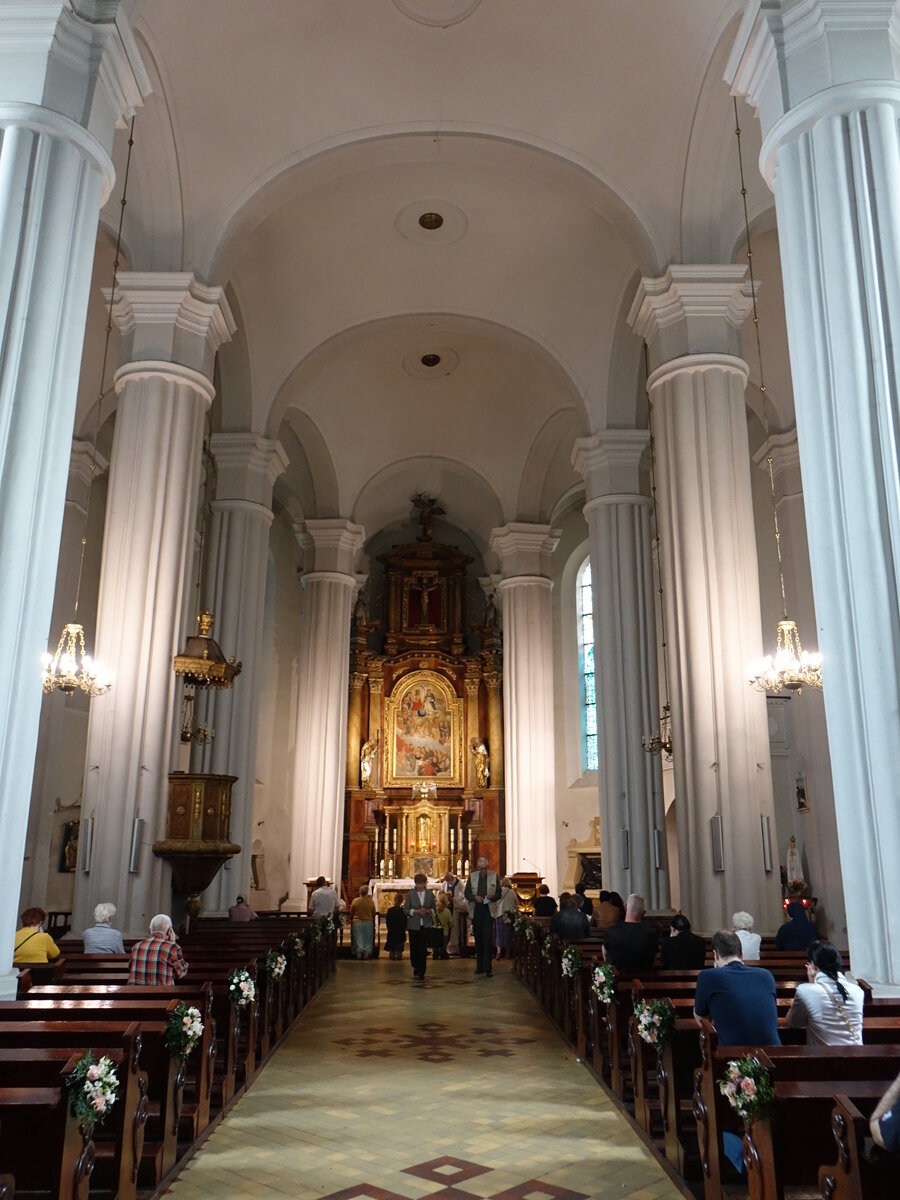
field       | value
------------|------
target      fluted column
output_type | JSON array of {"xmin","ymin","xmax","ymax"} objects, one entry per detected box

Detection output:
[
  {"xmin": 193, "ymin": 434, "xmax": 288, "ymax": 913},
  {"xmin": 72, "ymin": 274, "xmax": 235, "ymax": 936},
  {"xmin": 572, "ymin": 431, "xmax": 669, "ymax": 908},
  {"xmin": 287, "ymin": 519, "xmax": 365, "ymax": 904},
  {"xmin": 0, "ymin": 2, "xmax": 147, "ymax": 994},
  {"xmin": 490, "ymin": 524, "xmax": 559, "ymax": 891},
  {"xmin": 728, "ymin": 0, "xmax": 900, "ymax": 982},
  {"xmin": 629, "ymin": 266, "xmax": 781, "ymax": 935}
]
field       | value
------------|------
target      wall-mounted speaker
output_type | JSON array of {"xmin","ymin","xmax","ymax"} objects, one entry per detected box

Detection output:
[
  {"xmin": 760, "ymin": 814, "xmax": 773, "ymax": 873},
  {"xmin": 129, "ymin": 818, "xmax": 145, "ymax": 874},
  {"xmin": 710, "ymin": 813, "xmax": 725, "ymax": 872},
  {"xmin": 653, "ymin": 827, "xmax": 662, "ymax": 870},
  {"xmin": 620, "ymin": 828, "xmax": 630, "ymax": 871},
  {"xmin": 81, "ymin": 817, "xmax": 94, "ymax": 873}
]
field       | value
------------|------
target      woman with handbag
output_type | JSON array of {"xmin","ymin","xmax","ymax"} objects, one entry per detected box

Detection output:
[
  {"xmin": 13, "ymin": 907, "xmax": 61, "ymax": 964},
  {"xmin": 785, "ymin": 940, "xmax": 864, "ymax": 1045}
]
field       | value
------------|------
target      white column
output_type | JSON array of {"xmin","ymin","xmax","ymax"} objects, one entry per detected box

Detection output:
[
  {"xmin": 193, "ymin": 434, "xmax": 289, "ymax": 913},
  {"xmin": 490, "ymin": 524, "xmax": 559, "ymax": 892},
  {"xmin": 72, "ymin": 274, "xmax": 235, "ymax": 937},
  {"xmin": 0, "ymin": 3, "xmax": 147, "ymax": 996},
  {"xmin": 287, "ymin": 519, "xmax": 365, "ymax": 904},
  {"xmin": 572, "ymin": 431, "xmax": 669, "ymax": 909},
  {"xmin": 728, "ymin": 0, "xmax": 900, "ymax": 982},
  {"xmin": 629, "ymin": 266, "xmax": 782, "ymax": 936}
]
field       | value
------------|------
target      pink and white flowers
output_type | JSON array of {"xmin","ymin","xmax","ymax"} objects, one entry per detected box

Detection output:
[
  {"xmin": 165, "ymin": 1003, "xmax": 204, "ymax": 1059},
  {"xmin": 266, "ymin": 951, "xmax": 287, "ymax": 980},
  {"xmin": 633, "ymin": 998, "xmax": 675, "ymax": 1048},
  {"xmin": 229, "ymin": 967, "xmax": 256, "ymax": 1007},
  {"xmin": 561, "ymin": 945, "xmax": 582, "ymax": 978},
  {"xmin": 591, "ymin": 964, "xmax": 616, "ymax": 1006},
  {"xmin": 718, "ymin": 1057, "xmax": 775, "ymax": 1122},
  {"xmin": 67, "ymin": 1052, "xmax": 119, "ymax": 1131}
]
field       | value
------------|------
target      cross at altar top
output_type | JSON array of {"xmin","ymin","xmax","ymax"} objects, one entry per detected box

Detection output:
[{"xmin": 412, "ymin": 492, "xmax": 445, "ymax": 542}]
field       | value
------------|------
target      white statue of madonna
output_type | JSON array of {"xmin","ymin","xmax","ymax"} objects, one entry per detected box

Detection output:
[{"xmin": 786, "ymin": 835, "xmax": 804, "ymax": 889}]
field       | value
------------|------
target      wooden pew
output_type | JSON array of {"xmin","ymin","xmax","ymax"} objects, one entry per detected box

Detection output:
[
  {"xmin": 0, "ymin": 1085, "xmax": 91, "ymax": 1200},
  {"xmin": 818, "ymin": 1092, "xmax": 896, "ymax": 1200}
]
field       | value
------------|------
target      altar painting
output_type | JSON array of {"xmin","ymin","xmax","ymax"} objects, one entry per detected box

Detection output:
[{"xmin": 384, "ymin": 670, "xmax": 464, "ymax": 788}]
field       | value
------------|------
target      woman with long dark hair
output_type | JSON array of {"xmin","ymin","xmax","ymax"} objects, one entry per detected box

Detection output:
[{"xmin": 786, "ymin": 940, "xmax": 864, "ymax": 1045}]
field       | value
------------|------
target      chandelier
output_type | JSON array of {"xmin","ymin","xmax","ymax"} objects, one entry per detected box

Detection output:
[
  {"xmin": 41, "ymin": 119, "xmax": 137, "ymax": 699},
  {"xmin": 642, "ymin": 702, "xmax": 673, "ymax": 758},
  {"xmin": 733, "ymin": 100, "xmax": 823, "ymax": 696}
]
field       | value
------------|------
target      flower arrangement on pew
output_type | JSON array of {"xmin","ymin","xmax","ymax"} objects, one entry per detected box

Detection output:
[
  {"xmin": 66, "ymin": 1051, "xmax": 119, "ymax": 1132},
  {"xmin": 306, "ymin": 922, "xmax": 321, "ymax": 946},
  {"xmin": 524, "ymin": 920, "xmax": 538, "ymax": 943},
  {"xmin": 164, "ymin": 1003, "xmax": 204, "ymax": 1060},
  {"xmin": 229, "ymin": 966, "xmax": 256, "ymax": 1007},
  {"xmin": 592, "ymin": 963, "xmax": 616, "ymax": 1005},
  {"xmin": 633, "ymin": 998, "xmax": 675, "ymax": 1048},
  {"xmin": 265, "ymin": 950, "xmax": 287, "ymax": 979},
  {"xmin": 320, "ymin": 914, "xmax": 335, "ymax": 935},
  {"xmin": 718, "ymin": 1056, "xmax": 776, "ymax": 1122},
  {"xmin": 513, "ymin": 911, "xmax": 529, "ymax": 937},
  {"xmin": 561, "ymin": 944, "xmax": 582, "ymax": 977},
  {"xmin": 288, "ymin": 932, "xmax": 305, "ymax": 960},
  {"xmin": 541, "ymin": 932, "xmax": 561, "ymax": 962}
]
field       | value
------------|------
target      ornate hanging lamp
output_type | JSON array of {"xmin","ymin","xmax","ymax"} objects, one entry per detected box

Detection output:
[
  {"xmin": 642, "ymin": 348, "xmax": 674, "ymax": 758},
  {"xmin": 733, "ymin": 100, "xmax": 823, "ymax": 695},
  {"xmin": 41, "ymin": 119, "xmax": 138, "ymax": 697}
]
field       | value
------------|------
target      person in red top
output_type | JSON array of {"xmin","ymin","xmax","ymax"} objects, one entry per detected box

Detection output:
[{"xmin": 128, "ymin": 914, "xmax": 189, "ymax": 986}]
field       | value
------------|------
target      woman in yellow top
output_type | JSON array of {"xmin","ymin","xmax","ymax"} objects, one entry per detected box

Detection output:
[
  {"xmin": 14, "ymin": 907, "xmax": 61, "ymax": 964},
  {"xmin": 433, "ymin": 892, "xmax": 452, "ymax": 959},
  {"xmin": 349, "ymin": 885, "xmax": 377, "ymax": 959}
]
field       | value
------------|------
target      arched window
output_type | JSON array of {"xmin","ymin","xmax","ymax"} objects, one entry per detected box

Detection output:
[{"xmin": 577, "ymin": 557, "xmax": 598, "ymax": 771}]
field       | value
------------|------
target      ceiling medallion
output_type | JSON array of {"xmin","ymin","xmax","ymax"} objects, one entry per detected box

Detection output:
[
  {"xmin": 402, "ymin": 346, "xmax": 459, "ymax": 379},
  {"xmin": 396, "ymin": 198, "xmax": 467, "ymax": 246},
  {"xmin": 392, "ymin": 0, "xmax": 482, "ymax": 28}
]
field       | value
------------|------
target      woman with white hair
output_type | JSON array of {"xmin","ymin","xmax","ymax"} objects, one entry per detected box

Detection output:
[
  {"xmin": 82, "ymin": 902, "xmax": 125, "ymax": 954},
  {"xmin": 731, "ymin": 911, "xmax": 761, "ymax": 960}
]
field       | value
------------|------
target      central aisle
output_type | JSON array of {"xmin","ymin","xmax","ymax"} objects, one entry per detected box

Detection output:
[{"xmin": 166, "ymin": 958, "xmax": 684, "ymax": 1200}]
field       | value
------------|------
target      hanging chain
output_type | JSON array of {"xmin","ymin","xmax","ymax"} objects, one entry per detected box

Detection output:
[
  {"xmin": 73, "ymin": 116, "xmax": 136, "ymax": 617},
  {"xmin": 644, "ymin": 341, "xmax": 672, "ymax": 715},
  {"xmin": 734, "ymin": 97, "xmax": 788, "ymax": 620}
]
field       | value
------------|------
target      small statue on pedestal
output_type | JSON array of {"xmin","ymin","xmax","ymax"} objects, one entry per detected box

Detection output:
[
  {"xmin": 360, "ymin": 737, "xmax": 377, "ymax": 789},
  {"xmin": 472, "ymin": 738, "xmax": 490, "ymax": 789},
  {"xmin": 786, "ymin": 834, "xmax": 805, "ymax": 892}
]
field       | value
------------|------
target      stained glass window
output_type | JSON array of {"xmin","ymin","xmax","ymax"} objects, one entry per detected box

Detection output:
[{"xmin": 577, "ymin": 558, "xmax": 598, "ymax": 771}]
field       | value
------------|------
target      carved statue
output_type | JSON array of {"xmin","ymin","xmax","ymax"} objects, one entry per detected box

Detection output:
[
  {"xmin": 472, "ymin": 738, "xmax": 490, "ymax": 789},
  {"xmin": 353, "ymin": 586, "xmax": 368, "ymax": 627},
  {"xmin": 483, "ymin": 593, "xmax": 498, "ymax": 628},
  {"xmin": 412, "ymin": 492, "xmax": 445, "ymax": 541},
  {"xmin": 786, "ymin": 834, "xmax": 804, "ymax": 888},
  {"xmin": 360, "ymin": 737, "xmax": 377, "ymax": 788}
]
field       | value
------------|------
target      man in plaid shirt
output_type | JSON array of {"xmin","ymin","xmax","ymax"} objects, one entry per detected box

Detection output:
[{"xmin": 129, "ymin": 914, "xmax": 189, "ymax": 986}]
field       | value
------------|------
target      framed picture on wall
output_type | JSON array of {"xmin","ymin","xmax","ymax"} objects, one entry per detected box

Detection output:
[
  {"xmin": 795, "ymin": 774, "xmax": 810, "ymax": 814},
  {"xmin": 59, "ymin": 819, "xmax": 80, "ymax": 872},
  {"xmin": 383, "ymin": 669, "xmax": 464, "ymax": 788}
]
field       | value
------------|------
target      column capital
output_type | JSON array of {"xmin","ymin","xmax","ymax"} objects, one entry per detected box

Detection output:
[
  {"xmin": 727, "ymin": 1, "xmax": 900, "ymax": 165},
  {"xmin": 489, "ymin": 523, "xmax": 560, "ymax": 579},
  {"xmin": 209, "ymin": 433, "xmax": 289, "ymax": 507},
  {"xmin": 0, "ymin": 2, "xmax": 150, "ymax": 166},
  {"xmin": 299, "ymin": 518, "xmax": 366, "ymax": 576},
  {"xmin": 628, "ymin": 265, "xmax": 754, "ymax": 369},
  {"xmin": 106, "ymin": 273, "xmax": 236, "ymax": 380},
  {"xmin": 571, "ymin": 429, "xmax": 649, "ymax": 500}
]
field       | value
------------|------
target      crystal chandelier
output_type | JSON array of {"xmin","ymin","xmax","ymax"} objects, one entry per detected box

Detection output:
[
  {"xmin": 41, "ymin": 119, "xmax": 137, "ymax": 699},
  {"xmin": 733, "ymin": 100, "xmax": 823, "ymax": 696}
]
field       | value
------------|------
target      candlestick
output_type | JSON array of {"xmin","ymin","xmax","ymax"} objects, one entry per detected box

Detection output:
[
  {"xmin": 379, "ymin": 858, "xmax": 384, "ymax": 877},
  {"xmin": 450, "ymin": 827, "xmax": 455, "ymax": 852},
  {"xmin": 456, "ymin": 858, "xmax": 461, "ymax": 875},
  {"xmin": 464, "ymin": 859, "xmax": 469, "ymax": 874},
  {"xmin": 393, "ymin": 829, "xmax": 397, "ymax": 851}
]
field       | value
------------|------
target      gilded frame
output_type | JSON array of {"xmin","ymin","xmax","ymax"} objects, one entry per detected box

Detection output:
[{"xmin": 383, "ymin": 669, "xmax": 464, "ymax": 788}]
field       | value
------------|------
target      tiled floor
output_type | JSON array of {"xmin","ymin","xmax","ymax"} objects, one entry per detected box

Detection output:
[{"xmin": 164, "ymin": 956, "xmax": 684, "ymax": 1200}]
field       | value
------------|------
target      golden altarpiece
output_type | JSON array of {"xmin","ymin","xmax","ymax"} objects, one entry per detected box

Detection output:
[{"xmin": 342, "ymin": 503, "xmax": 504, "ymax": 904}]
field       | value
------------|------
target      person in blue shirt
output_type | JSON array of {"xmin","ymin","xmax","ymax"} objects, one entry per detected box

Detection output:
[
  {"xmin": 693, "ymin": 930, "xmax": 779, "ymax": 1047},
  {"xmin": 871, "ymin": 1070, "xmax": 900, "ymax": 1156}
]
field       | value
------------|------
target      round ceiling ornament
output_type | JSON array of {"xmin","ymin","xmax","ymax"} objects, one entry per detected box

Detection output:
[
  {"xmin": 392, "ymin": 0, "xmax": 482, "ymax": 27},
  {"xmin": 402, "ymin": 346, "xmax": 460, "ymax": 378},
  {"xmin": 395, "ymin": 197, "xmax": 467, "ymax": 246}
]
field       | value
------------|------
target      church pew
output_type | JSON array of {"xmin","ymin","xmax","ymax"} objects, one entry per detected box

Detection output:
[
  {"xmin": 818, "ymin": 1093, "xmax": 896, "ymax": 1200},
  {"xmin": 0, "ymin": 1086, "xmax": 90, "ymax": 1200},
  {"xmin": 0, "ymin": 1019, "xmax": 179, "ymax": 1187},
  {"xmin": 26, "ymin": 982, "xmax": 218, "ymax": 1132},
  {"xmin": 0, "ymin": 1025, "xmax": 147, "ymax": 1200},
  {"xmin": 692, "ymin": 1023, "xmax": 900, "ymax": 1200}
]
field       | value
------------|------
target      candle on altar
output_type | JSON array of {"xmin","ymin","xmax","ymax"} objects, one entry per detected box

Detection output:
[
  {"xmin": 379, "ymin": 859, "xmax": 384, "ymax": 877},
  {"xmin": 456, "ymin": 858, "xmax": 462, "ymax": 875},
  {"xmin": 464, "ymin": 859, "xmax": 469, "ymax": 874},
  {"xmin": 450, "ymin": 827, "xmax": 455, "ymax": 852},
  {"xmin": 393, "ymin": 829, "xmax": 397, "ymax": 851}
]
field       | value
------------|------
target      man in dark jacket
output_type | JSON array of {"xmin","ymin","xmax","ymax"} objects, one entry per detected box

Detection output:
[
  {"xmin": 549, "ymin": 893, "xmax": 590, "ymax": 939},
  {"xmin": 603, "ymin": 893, "xmax": 656, "ymax": 970}
]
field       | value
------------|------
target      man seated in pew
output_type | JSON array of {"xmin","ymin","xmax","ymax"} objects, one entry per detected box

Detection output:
[
  {"xmin": 309, "ymin": 876, "xmax": 338, "ymax": 918},
  {"xmin": 549, "ymin": 893, "xmax": 590, "ymax": 940},
  {"xmin": 13, "ymin": 906, "xmax": 61, "ymax": 965},
  {"xmin": 228, "ymin": 895, "xmax": 258, "ymax": 922},
  {"xmin": 870, "ymin": 1069, "xmax": 900, "ymax": 1156},
  {"xmin": 785, "ymin": 939, "xmax": 863, "ymax": 1045},
  {"xmin": 731, "ymin": 910, "xmax": 760, "ymax": 960},
  {"xmin": 82, "ymin": 901, "xmax": 125, "ymax": 953},
  {"xmin": 129, "ymin": 913, "xmax": 189, "ymax": 985},
  {"xmin": 693, "ymin": 930, "xmax": 779, "ymax": 1046},
  {"xmin": 603, "ymin": 894, "xmax": 656, "ymax": 970},
  {"xmin": 660, "ymin": 913, "xmax": 706, "ymax": 969}
]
